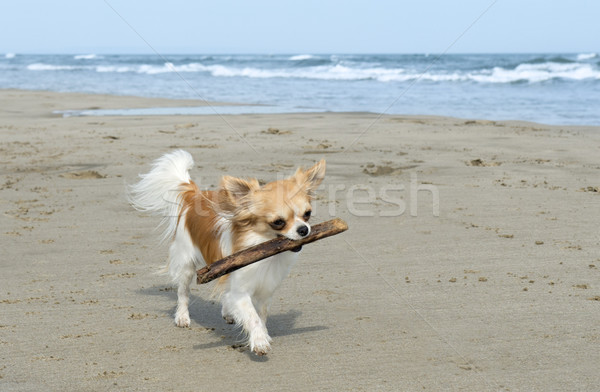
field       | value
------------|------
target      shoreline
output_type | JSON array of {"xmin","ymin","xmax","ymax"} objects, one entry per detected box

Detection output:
[
  {"xmin": 1, "ymin": 89, "xmax": 599, "ymax": 390},
  {"xmin": 0, "ymin": 88, "xmax": 247, "ymax": 118},
  {"xmin": 4, "ymin": 88, "xmax": 600, "ymax": 130}
]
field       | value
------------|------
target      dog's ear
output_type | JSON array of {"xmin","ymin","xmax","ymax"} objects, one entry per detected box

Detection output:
[
  {"xmin": 305, "ymin": 159, "xmax": 326, "ymax": 188},
  {"xmin": 219, "ymin": 176, "xmax": 260, "ymax": 208},
  {"xmin": 293, "ymin": 159, "xmax": 326, "ymax": 195}
]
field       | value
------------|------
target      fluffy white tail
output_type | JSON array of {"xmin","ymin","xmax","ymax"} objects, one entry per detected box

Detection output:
[{"xmin": 128, "ymin": 150, "xmax": 194, "ymax": 243}]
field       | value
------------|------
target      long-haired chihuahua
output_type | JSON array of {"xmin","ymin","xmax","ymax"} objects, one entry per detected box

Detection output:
[{"xmin": 129, "ymin": 150, "xmax": 325, "ymax": 355}]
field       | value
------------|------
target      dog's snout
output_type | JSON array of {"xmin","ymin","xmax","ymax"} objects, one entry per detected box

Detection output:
[{"xmin": 296, "ymin": 225, "xmax": 309, "ymax": 237}]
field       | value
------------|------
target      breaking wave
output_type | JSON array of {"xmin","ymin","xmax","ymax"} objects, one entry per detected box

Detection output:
[
  {"xmin": 27, "ymin": 63, "xmax": 79, "ymax": 71},
  {"xmin": 74, "ymin": 54, "xmax": 98, "ymax": 60},
  {"xmin": 23, "ymin": 57, "xmax": 600, "ymax": 84},
  {"xmin": 577, "ymin": 53, "xmax": 597, "ymax": 61},
  {"xmin": 289, "ymin": 54, "xmax": 315, "ymax": 61}
]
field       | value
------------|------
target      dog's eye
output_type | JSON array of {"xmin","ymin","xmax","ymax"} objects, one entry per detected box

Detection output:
[
  {"xmin": 303, "ymin": 210, "xmax": 311, "ymax": 220},
  {"xmin": 270, "ymin": 219, "xmax": 286, "ymax": 230}
]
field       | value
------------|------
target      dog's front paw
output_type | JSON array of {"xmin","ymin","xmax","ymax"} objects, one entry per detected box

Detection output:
[
  {"xmin": 250, "ymin": 334, "xmax": 272, "ymax": 356},
  {"xmin": 174, "ymin": 312, "xmax": 190, "ymax": 328}
]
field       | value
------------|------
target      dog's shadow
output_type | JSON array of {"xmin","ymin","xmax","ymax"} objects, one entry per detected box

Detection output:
[{"xmin": 139, "ymin": 285, "xmax": 328, "ymax": 360}]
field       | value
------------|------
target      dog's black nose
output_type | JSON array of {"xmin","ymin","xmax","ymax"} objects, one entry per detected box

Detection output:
[{"xmin": 296, "ymin": 225, "xmax": 309, "ymax": 237}]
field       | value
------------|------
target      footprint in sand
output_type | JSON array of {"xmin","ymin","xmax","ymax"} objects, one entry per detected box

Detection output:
[
  {"xmin": 261, "ymin": 127, "xmax": 292, "ymax": 135},
  {"xmin": 466, "ymin": 158, "xmax": 501, "ymax": 167},
  {"xmin": 60, "ymin": 170, "xmax": 106, "ymax": 179},
  {"xmin": 361, "ymin": 162, "xmax": 418, "ymax": 176}
]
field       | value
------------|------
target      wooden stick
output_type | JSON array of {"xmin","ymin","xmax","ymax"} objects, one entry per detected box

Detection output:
[{"xmin": 196, "ymin": 218, "xmax": 348, "ymax": 284}]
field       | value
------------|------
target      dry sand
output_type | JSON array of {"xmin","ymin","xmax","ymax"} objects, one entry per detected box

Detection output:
[{"xmin": 1, "ymin": 89, "xmax": 599, "ymax": 391}]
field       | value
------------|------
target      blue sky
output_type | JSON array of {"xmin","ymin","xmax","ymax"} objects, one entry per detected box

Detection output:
[{"xmin": 1, "ymin": 0, "xmax": 598, "ymax": 54}]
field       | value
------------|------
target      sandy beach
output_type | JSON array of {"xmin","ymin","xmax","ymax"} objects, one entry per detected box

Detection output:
[{"xmin": 1, "ymin": 89, "xmax": 599, "ymax": 391}]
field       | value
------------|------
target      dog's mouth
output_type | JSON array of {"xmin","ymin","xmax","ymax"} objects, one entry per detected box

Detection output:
[{"xmin": 277, "ymin": 234, "xmax": 303, "ymax": 253}]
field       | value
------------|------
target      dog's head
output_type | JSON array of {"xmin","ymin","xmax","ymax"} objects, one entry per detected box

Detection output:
[{"xmin": 218, "ymin": 159, "xmax": 326, "ymax": 242}]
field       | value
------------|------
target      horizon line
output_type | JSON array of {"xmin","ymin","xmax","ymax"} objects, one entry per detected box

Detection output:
[{"xmin": 2, "ymin": 50, "xmax": 598, "ymax": 56}]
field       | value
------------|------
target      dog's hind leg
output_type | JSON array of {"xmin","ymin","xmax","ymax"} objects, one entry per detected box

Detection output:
[{"xmin": 167, "ymin": 218, "xmax": 201, "ymax": 328}]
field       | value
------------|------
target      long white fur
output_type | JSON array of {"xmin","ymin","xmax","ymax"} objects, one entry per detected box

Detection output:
[
  {"xmin": 220, "ymin": 232, "xmax": 299, "ymax": 353},
  {"xmin": 129, "ymin": 150, "xmax": 307, "ymax": 355},
  {"xmin": 128, "ymin": 149, "xmax": 193, "ymax": 243}
]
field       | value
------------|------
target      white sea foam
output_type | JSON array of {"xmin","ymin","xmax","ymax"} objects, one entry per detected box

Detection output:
[
  {"xmin": 74, "ymin": 54, "xmax": 97, "ymax": 60},
  {"xmin": 289, "ymin": 54, "xmax": 315, "ymax": 61},
  {"xmin": 170, "ymin": 62, "xmax": 600, "ymax": 83},
  {"xmin": 136, "ymin": 62, "xmax": 199, "ymax": 74},
  {"xmin": 5, "ymin": 53, "xmax": 16, "ymax": 59},
  {"xmin": 161, "ymin": 63, "xmax": 410, "ymax": 81},
  {"xmin": 23, "ymin": 58, "xmax": 600, "ymax": 84},
  {"xmin": 470, "ymin": 62, "xmax": 600, "ymax": 83},
  {"xmin": 577, "ymin": 53, "xmax": 597, "ymax": 61},
  {"xmin": 27, "ymin": 63, "xmax": 80, "ymax": 71}
]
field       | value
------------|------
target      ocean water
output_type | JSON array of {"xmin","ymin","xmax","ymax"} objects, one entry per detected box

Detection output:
[{"xmin": 1, "ymin": 53, "xmax": 599, "ymax": 125}]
